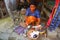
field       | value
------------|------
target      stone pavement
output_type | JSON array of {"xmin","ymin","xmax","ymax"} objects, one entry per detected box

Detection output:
[
  {"xmin": 0, "ymin": 17, "xmax": 28, "ymax": 40},
  {"xmin": 0, "ymin": 18, "xmax": 60, "ymax": 40}
]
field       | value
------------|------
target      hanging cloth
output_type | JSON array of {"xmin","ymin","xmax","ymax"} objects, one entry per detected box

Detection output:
[
  {"xmin": 45, "ymin": 6, "xmax": 57, "ymax": 28},
  {"xmin": 45, "ymin": 0, "xmax": 59, "ymax": 28},
  {"xmin": 49, "ymin": 5, "xmax": 60, "ymax": 31}
]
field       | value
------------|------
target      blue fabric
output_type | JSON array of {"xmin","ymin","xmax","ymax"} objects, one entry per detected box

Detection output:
[
  {"xmin": 25, "ymin": 8, "xmax": 41, "ymax": 18},
  {"xmin": 14, "ymin": 26, "xmax": 26, "ymax": 35},
  {"xmin": 49, "ymin": 6, "xmax": 60, "ymax": 31}
]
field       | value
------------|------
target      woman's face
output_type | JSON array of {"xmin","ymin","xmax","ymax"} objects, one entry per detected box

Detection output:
[{"xmin": 30, "ymin": 5, "xmax": 36, "ymax": 12}]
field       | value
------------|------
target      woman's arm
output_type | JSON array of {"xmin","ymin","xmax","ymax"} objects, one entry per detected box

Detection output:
[
  {"xmin": 36, "ymin": 10, "xmax": 41, "ymax": 25},
  {"xmin": 36, "ymin": 18, "xmax": 41, "ymax": 25}
]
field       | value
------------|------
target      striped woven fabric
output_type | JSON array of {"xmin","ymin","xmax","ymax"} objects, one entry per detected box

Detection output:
[
  {"xmin": 49, "ymin": 5, "xmax": 60, "ymax": 31},
  {"xmin": 45, "ymin": 0, "xmax": 59, "ymax": 28}
]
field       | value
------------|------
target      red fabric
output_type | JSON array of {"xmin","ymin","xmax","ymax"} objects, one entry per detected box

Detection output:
[
  {"xmin": 46, "ymin": 0, "xmax": 59, "ymax": 28},
  {"xmin": 46, "ymin": 8, "xmax": 55, "ymax": 28},
  {"xmin": 55, "ymin": 0, "xmax": 59, "ymax": 8}
]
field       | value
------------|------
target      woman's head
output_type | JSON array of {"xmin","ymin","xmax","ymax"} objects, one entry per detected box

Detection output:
[{"xmin": 30, "ymin": 3, "xmax": 37, "ymax": 12}]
